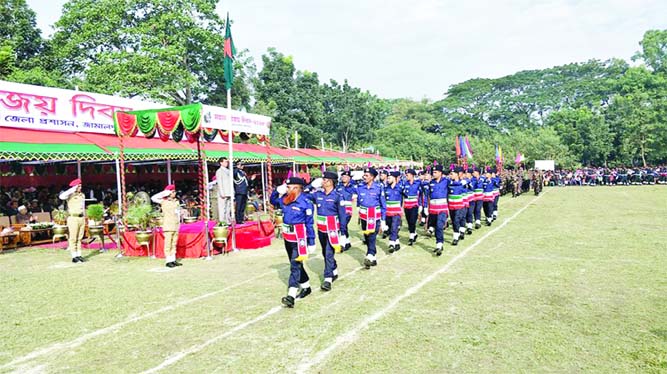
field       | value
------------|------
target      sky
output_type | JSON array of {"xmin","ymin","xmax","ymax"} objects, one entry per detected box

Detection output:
[{"xmin": 27, "ymin": 0, "xmax": 667, "ymax": 100}]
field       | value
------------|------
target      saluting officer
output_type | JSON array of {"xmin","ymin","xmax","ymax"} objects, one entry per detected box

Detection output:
[
  {"xmin": 270, "ymin": 177, "xmax": 316, "ymax": 308},
  {"xmin": 151, "ymin": 184, "xmax": 182, "ymax": 268},
  {"xmin": 59, "ymin": 178, "xmax": 86, "ymax": 263}
]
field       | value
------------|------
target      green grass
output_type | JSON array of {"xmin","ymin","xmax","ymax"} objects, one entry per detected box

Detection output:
[{"xmin": 1, "ymin": 186, "xmax": 666, "ymax": 373}]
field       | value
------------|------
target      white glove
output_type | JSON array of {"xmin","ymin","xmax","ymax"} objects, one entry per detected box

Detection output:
[
  {"xmin": 461, "ymin": 179, "xmax": 468, "ymax": 186},
  {"xmin": 381, "ymin": 221, "xmax": 389, "ymax": 232},
  {"xmin": 424, "ymin": 208, "xmax": 429, "ymax": 215},
  {"xmin": 276, "ymin": 184, "xmax": 287, "ymax": 195},
  {"xmin": 307, "ymin": 244, "xmax": 317, "ymax": 254},
  {"xmin": 311, "ymin": 178, "xmax": 323, "ymax": 189}
]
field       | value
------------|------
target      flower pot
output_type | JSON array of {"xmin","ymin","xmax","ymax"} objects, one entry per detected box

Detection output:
[
  {"xmin": 274, "ymin": 210, "xmax": 283, "ymax": 225},
  {"xmin": 183, "ymin": 217, "xmax": 198, "ymax": 224},
  {"xmin": 213, "ymin": 226, "xmax": 229, "ymax": 242},
  {"xmin": 53, "ymin": 225, "xmax": 68, "ymax": 236},
  {"xmin": 135, "ymin": 231, "xmax": 153, "ymax": 246},
  {"xmin": 88, "ymin": 225, "xmax": 104, "ymax": 238},
  {"xmin": 246, "ymin": 204, "xmax": 256, "ymax": 215}
]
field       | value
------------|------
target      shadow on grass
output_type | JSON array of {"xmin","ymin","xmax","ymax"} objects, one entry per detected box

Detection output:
[{"xmin": 270, "ymin": 263, "xmax": 291, "ymax": 287}]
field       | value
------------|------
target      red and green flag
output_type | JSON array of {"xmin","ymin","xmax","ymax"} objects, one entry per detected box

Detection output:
[{"xmin": 223, "ymin": 13, "xmax": 236, "ymax": 91}]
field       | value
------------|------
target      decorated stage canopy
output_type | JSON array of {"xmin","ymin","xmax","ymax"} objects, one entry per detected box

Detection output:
[{"xmin": 0, "ymin": 128, "xmax": 411, "ymax": 165}]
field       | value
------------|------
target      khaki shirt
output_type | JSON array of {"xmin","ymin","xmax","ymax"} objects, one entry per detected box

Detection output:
[
  {"xmin": 161, "ymin": 198, "xmax": 180, "ymax": 231},
  {"xmin": 68, "ymin": 193, "xmax": 85, "ymax": 215}
]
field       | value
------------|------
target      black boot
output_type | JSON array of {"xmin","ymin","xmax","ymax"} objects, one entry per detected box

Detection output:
[
  {"xmin": 344, "ymin": 243, "xmax": 351, "ymax": 251},
  {"xmin": 166, "ymin": 262, "xmax": 176, "ymax": 268},
  {"xmin": 452, "ymin": 239, "xmax": 459, "ymax": 246},
  {"xmin": 466, "ymin": 228, "xmax": 473, "ymax": 235},
  {"xmin": 388, "ymin": 245, "xmax": 395, "ymax": 253},
  {"xmin": 460, "ymin": 232, "xmax": 465, "ymax": 241},
  {"xmin": 281, "ymin": 295, "xmax": 295, "ymax": 308},
  {"xmin": 394, "ymin": 244, "xmax": 401, "ymax": 252},
  {"xmin": 332, "ymin": 274, "xmax": 338, "ymax": 282},
  {"xmin": 297, "ymin": 287, "xmax": 312, "ymax": 299},
  {"xmin": 72, "ymin": 257, "xmax": 80, "ymax": 263},
  {"xmin": 435, "ymin": 247, "xmax": 443, "ymax": 256},
  {"xmin": 364, "ymin": 258, "xmax": 372, "ymax": 269},
  {"xmin": 475, "ymin": 223, "xmax": 481, "ymax": 229},
  {"xmin": 321, "ymin": 281, "xmax": 332, "ymax": 292}
]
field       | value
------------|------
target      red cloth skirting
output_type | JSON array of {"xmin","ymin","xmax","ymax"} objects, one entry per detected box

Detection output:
[{"xmin": 122, "ymin": 220, "xmax": 275, "ymax": 258}]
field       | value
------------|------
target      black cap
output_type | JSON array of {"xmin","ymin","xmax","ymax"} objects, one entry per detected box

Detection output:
[
  {"xmin": 285, "ymin": 177, "xmax": 305, "ymax": 186},
  {"xmin": 433, "ymin": 165, "xmax": 444, "ymax": 172},
  {"xmin": 364, "ymin": 167, "xmax": 378, "ymax": 177},
  {"xmin": 454, "ymin": 166, "xmax": 464, "ymax": 173},
  {"xmin": 380, "ymin": 169, "xmax": 389, "ymax": 176},
  {"xmin": 389, "ymin": 171, "xmax": 401, "ymax": 178},
  {"xmin": 406, "ymin": 168, "xmax": 416, "ymax": 175},
  {"xmin": 341, "ymin": 170, "xmax": 351, "ymax": 177},
  {"xmin": 467, "ymin": 167, "xmax": 474, "ymax": 173},
  {"xmin": 322, "ymin": 171, "xmax": 338, "ymax": 180}
]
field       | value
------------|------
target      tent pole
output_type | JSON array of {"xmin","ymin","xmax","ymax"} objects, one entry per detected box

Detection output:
[
  {"xmin": 260, "ymin": 161, "xmax": 267, "ymax": 213},
  {"xmin": 77, "ymin": 160, "xmax": 81, "ymax": 179},
  {"xmin": 167, "ymin": 159, "xmax": 172, "ymax": 184}
]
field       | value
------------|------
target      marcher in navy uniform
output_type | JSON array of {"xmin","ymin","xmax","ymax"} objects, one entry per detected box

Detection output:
[
  {"xmin": 492, "ymin": 169, "xmax": 502, "ymax": 221},
  {"xmin": 357, "ymin": 167, "xmax": 387, "ymax": 269},
  {"xmin": 463, "ymin": 168, "xmax": 475, "ymax": 235},
  {"xmin": 470, "ymin": 168, "xmax": 484, "ymax": 229},
  {"xmin": 418, "ymin": 171, "xmax": 431, "ymax": 226},
  {"xmin": 384, "ymin": 171, "xmax": 404, "ymax": 253},
  {"xmin": 306, "ymin": 172, "xmax": 347, "ymax": 292},
  {"xmin": 337, "ymin": 171, "xmax": 356, "ymax": 251},
  {"xmin": 379, "ymin": 169, "xmax": 390, "ymax": 239},
  {"xmin": 402, "ymin": 168, "xmax": 421, "ymax": 245},
  {"xmin": 428, "ymin": 165, "xmax": 449, "ymax": 256},
  {"xmin": 448, "ymin": 168, "xmax": 467, "ymax": 246},
  {"xmin": 482, "ymin": 168, "xmax": 496, "ymax": 226},
  {"xmin": 270, "ymin": 177, "xmax": 316, "ymax": 308}
]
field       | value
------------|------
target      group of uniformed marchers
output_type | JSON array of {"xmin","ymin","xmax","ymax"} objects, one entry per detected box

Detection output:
[{"xmin": 270, "ymin": 165, "xmax": 502, "ymax": 308}]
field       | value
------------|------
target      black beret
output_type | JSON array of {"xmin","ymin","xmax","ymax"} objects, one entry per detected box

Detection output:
[
  {"xmin": 406, "ymin": 169, "xmax": 416, "ymax": 175},
  {"xmin": 454, "ymin": 166, "xmax": 464, "ymax": 173},
  {"xmin": 364, "ymin": 168, "xmax": 378, "ymax": 177},
  {"xmin": 322, "ymin": 171, "xmax": 338, "ymax": 180},
  {"xmin": 433, "ymin": 165, "xmax": 444, "ymax": 172},
  {"xmin": 389, "ymin": 171, "xmax": 401, "ymax": 178},
  {"xmin": 285, "ymin": 177, "xmax": 305, "ymax": 186},
  {"xmin": 380, "ymin": 169, "xmax": 389, "ymax": 175}
]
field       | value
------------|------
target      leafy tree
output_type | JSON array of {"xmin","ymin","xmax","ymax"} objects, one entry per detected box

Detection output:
[
  {"xmin": 0, "ymin": 0, "xmax": 43, "ymax": 63},
  {"xmin": 634, "ymin": 29, "xmax": 667, "ymax": 75},
  {"xmin": 50, "ymin": 0, "xmax": 231, "ymax": 106}
]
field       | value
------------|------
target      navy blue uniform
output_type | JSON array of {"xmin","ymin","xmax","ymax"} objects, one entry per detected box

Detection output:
[
  {"xmin": 402, "ymin": 179, "xmax": 421, "ymax": 240},
  {"xmin": 356, "ymin": 182, "xmax": 386, "ymax": 261},
  {"xmin": 270, "ymin": 191, "xmax": 315, "ymax": 290},
  {"xmin": 306, "ymin": 188, "xmax": 348, "ymax": 282},
  {"xmin": 384, "ymin": 182, "xmax": 404, "ymax": 244},
  {"xmin": 428, "ymin": 177, "xmax": 449, "ymax": 247}
]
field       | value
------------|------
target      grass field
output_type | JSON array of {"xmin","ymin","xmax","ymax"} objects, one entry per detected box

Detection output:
[{"xmin": 1, "ymin": 186, "xmax": 666, "ymax": 373}]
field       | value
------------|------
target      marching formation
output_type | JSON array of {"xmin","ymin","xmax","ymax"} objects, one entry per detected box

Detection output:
[{"xmin": 270, "ymin": 165, "xmax": 503, "ymax": 308}]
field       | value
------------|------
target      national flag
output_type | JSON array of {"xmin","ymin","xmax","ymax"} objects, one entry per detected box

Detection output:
[
  {"xmin": 495, "ymin": 145, "xmax": 500, "ymax": 162},
  {"xmin": 465, "ymin": 136, "xmax": 473, "ymax": 158},
  {"xmin": 515, "ymin": 152, "xmax": 525, "ymax": 164},
  {"xmin": 223, "ymin": 13, "xmax": 237, "ymax": 90},
  {"xmin": 455, "ymin": 136, "xmax": 461, "ymax": 158}
]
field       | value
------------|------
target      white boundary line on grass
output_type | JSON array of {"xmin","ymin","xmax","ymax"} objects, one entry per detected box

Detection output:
[
  {"xmin": 0, "ymin": 269, "xmax": 277, "ymax": 371},
  {"xmin": 295, "ymin": 193, "xmax": 545, "ymax": 374},
  {"xmin": 138, "ymin": 239, "xmax": 407, "ymax": 373}
]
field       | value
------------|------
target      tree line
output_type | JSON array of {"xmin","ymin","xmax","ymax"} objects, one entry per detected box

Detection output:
[{"xmin": 2, "ymin": 0, "xmax": 666, "ymax": 167}]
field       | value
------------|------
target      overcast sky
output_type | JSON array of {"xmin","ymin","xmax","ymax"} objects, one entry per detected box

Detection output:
[{"xmin": 27, "ymin": 0, "xmax": 667, "ymax": 100}]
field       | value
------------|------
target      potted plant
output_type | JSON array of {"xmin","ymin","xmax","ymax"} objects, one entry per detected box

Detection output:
[
  {"xmin": 86, "ymin": 203, "xmax": 105, "ymax": 238},
  {"xmin": 126, "ymin": 202, "xmax": 156, "ymax": 246},
  {"xmin": 52, "ymin": 209, "xmax": 68, "ymax": 236},
  {"xmin": 212, "ymin": 221, "xmax": 229, "ymax": 243}
]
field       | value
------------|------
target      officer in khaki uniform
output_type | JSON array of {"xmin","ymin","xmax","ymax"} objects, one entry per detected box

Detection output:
[
  {"xmin": 59, "ymin": 178, "xmax": 86, "ymax": 263},
  {"xmin": 151, "ymin": 184, "xmax": 182, "ymax": 268}
]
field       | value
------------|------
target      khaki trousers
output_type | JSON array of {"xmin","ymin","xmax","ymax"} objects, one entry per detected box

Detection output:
[
  {"xmin": 67, "ymin": 216, "xmax": 85, "ymax": 257},
  {"xmin": 163, "ymin": 231, "xmax": 178, "ymax": 262}
]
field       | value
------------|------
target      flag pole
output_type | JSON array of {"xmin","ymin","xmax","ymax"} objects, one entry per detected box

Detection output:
[{"xmin": 227, "ymin": 88, "xmax": 237, "ymax": 252}]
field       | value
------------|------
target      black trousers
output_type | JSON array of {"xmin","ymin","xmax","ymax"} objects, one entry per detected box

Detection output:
[{"xmin": 235, "ymin": 193, "xmax": 247, "ymax": 223}]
